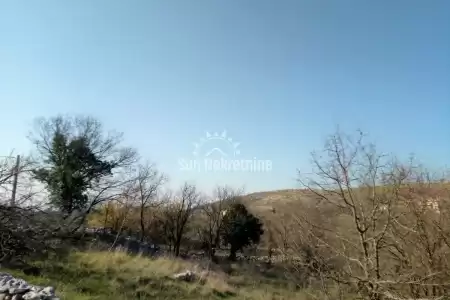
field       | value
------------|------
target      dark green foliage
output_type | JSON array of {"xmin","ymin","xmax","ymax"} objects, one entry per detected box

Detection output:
[
  {"xmin": 33, "ymin": 130, "xmax": 113, "ymax": 214},
  {"xmin": 31, "ymin": 115, "xmax": 134, "ymax": 215},
  {"xmin": 220, "ymin": 203, "xmax": 264, "ymax": 260}
]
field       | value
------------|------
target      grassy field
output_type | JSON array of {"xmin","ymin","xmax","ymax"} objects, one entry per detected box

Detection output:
[{"xmin": 3, "ymin": 250, "xmax": 334, "ymax": 300}]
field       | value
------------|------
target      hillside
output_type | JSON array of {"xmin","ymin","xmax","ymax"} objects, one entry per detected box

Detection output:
[
  {"xmin": 241, "ymin": 182, "xmax": 450, "ymax": 213},
  {"xmin": 239, "ymin": 189, "xmax": 322, "ymax": 219}
]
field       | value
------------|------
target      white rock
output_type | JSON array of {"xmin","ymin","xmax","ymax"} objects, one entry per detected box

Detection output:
[
  {"xmin": 0, "ymin": 273, "xmax": 57, "ymax": 300},
  {"xmin": 173, "ymin": 270, "xmax": 196, "ymax": 282},
  {"xmin": 41, "ymin": 286, "xmax": 55, "ymax": 295},
  {"xmin": 21, "ymin": 292, "xmax": 40, "ymax": 300}
]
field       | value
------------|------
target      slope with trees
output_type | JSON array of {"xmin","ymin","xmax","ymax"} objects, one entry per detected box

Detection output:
[{"xmin": 2, "ymin": 114, "xmax": 450, "ymax": 300}]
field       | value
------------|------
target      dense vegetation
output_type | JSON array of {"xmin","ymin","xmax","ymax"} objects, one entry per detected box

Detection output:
[{"xmin": 1, "ymin": 114, "xmax": 450, "ymax": 300}]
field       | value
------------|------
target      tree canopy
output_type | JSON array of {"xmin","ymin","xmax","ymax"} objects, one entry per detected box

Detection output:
[
  {"xmin": 31, "ymin": 115, "xmax": 137, "ymax": 215},
  {"xmin": 220, "ymin": 202, "xmax": 263, "ymax": 260}
]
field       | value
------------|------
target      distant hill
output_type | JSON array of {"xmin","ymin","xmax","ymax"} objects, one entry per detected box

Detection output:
[
  {"xmin": 239, "ymin": 182, "xmax": 450, "ymax": 216},
  {"xmin": 239, "ymin": 189, "xmax": 319, "ymax": 216}
]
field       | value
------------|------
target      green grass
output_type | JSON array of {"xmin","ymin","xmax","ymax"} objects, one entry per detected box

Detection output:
[{"xmin": 1, "ymin": 250, "xmax": 337, "ymax": 300}]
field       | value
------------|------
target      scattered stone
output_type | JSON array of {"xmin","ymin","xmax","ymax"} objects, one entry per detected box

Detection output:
[
  {"xmin": 173, "ymin": 270, "xmax": 196, "ymax": 282},
  {"xmin": 0, "ymin": 273, "xmax": 59, "ymax": 300}
]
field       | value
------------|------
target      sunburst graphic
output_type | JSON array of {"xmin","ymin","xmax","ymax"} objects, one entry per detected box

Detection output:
[{"xmin": 192, "ymin": 130, "xmax": 240, "ymax": 158}]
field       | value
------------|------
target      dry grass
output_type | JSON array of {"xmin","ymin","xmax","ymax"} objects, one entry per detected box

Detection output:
[
  {"xmin": 76, "ymin": 251, "xmax": 234, "ymax": 295},
  {"xmin": 2, "ymin": 250, "xmax": 336, "ymax": 299}
]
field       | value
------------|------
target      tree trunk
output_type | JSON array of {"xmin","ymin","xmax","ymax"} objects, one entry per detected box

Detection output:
[
  {"xmin": 214, "ymin": 232, "xmax": 221, "ymax": 250},
  {"xmin": 228, "ymin": 245, "xmax": 237, "ymax": 261},
  {"xmin": 174, "ymin": 235, "xmax": 182, "ymax": 257},
  {"xmin": 174, "ymin": 244, "xmax": 180, "ymax": 257},
  {"xmin": 208, "ymin": 245, "xmax": 217, "ymax": 262},
  {"xmin": 103, "ymin": 204, "xmax": 110, "ymax": 230},
  {"xmin": 140, "ymin": 205, "xmax": 145, "ymax": 242}
]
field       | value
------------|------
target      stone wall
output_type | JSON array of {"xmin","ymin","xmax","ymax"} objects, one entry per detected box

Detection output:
[{"xmin": 0, "ymin": 273, "xmax": 59, "ymax": 300}]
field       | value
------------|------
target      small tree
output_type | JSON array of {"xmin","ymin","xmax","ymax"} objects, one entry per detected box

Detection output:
[
  {"xmin": 126, "ymin": 162, "xmax": 166, "ymax": 242},
  {"xmin": 220, "ymin": 203, "xmax": 264, "ymax": 261},
  {"xmin": 162, "ymin": 183, "xmax": 201, "ymax": 256},
  {"xmin": 199, "ymin": 185, "xmax": 242, "ymax": 261}
]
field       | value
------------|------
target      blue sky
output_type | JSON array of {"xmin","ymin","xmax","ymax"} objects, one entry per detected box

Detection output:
[{"xmin": 0, "ymin": 0, "xmax": 449, "ymax": 193}]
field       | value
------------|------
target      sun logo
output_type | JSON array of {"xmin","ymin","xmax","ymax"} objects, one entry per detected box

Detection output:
[{"xmin": 192, "ymin": 130, "xmax": 240, "ymax": 158}]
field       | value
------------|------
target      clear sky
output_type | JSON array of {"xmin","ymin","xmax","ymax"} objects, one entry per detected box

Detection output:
[{"xmin": 0, "ymin": 0, "xmax": 449, "ymax": 193}]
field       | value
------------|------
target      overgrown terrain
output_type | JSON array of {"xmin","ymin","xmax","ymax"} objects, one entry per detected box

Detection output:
[
  {"xmin": 5, "ymin": 251, "xmax": 332, "ymax": 300},
  {"xmin": 2, "ymin": 115, "xmax": 450, "ymax": 300}
]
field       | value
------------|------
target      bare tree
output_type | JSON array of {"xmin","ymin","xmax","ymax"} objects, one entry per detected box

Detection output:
[
  {"xmin": 102, "ymin": 186, "xmax": 136, "ymax": 234},
  {"xmin": 388, "ymin": 172, "xmax": 450, "ymax": 298},
  {"xmin": 162, "ymin": 183, "xmax": 201, "ymax": 257},
  {"xmin": 294, "ymin": 129, "xmax": 450, "ymax": 300},
  {"xmin": 105, "ymin": 188, "xmax": 138, "ymax": 250},
  {"xmin": 0, "ymin": 154, "xmax": 38, "ymax": 206},
  {"xmin": 128, "ymin": 162, "xmax": 166, "ymax": 241},
  {"xmin": 265, "ymin": 207, "xmax": 297, "ymax": 265}
]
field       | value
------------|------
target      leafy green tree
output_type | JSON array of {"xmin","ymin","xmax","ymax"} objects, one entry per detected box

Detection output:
[
  {"xmin": 220, "ymin": 203, "xmax": 264, "ymax": 260},
  {"xmin": 31, "ymin": 115, "xmax": 137, "ymax": 216}
]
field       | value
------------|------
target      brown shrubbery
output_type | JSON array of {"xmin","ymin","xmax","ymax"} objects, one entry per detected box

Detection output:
[{"xmin": 262, "ymin": 130, "xmax": 450, "ymax": 300}]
